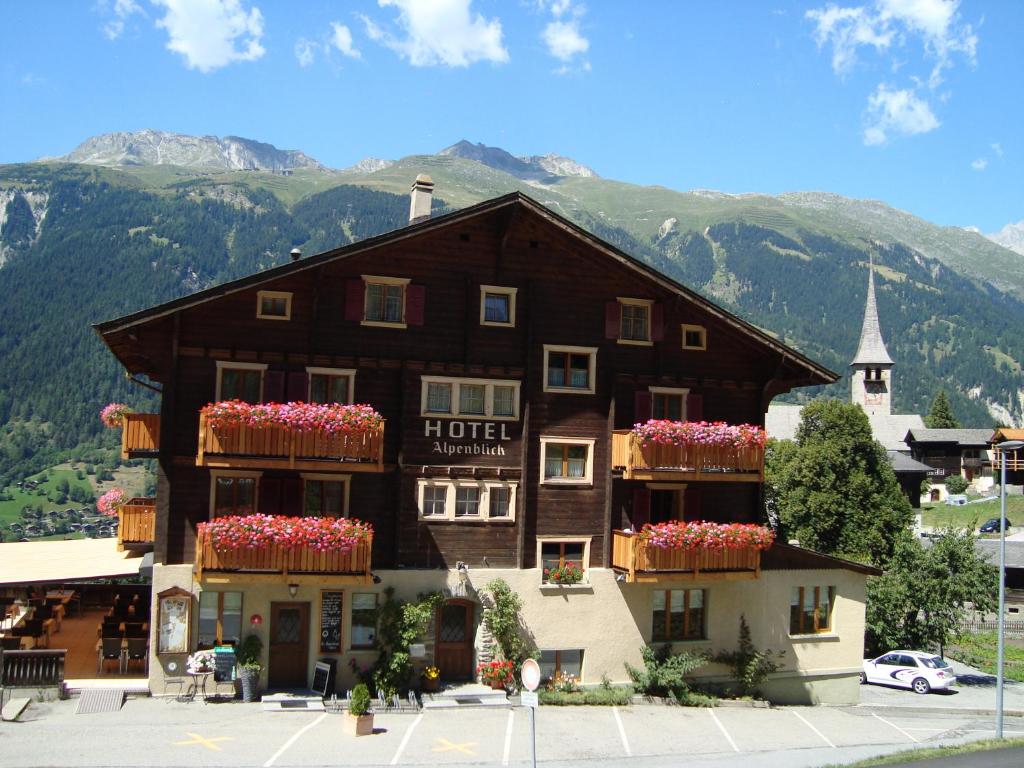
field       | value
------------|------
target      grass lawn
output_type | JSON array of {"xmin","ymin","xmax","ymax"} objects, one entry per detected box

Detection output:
[
  {"xmin": 824, "ymin": 738, "xmax": 1024, "ymax": 767},
  {"xmin": 948, "ymin": 632, "xmax": 1024, "ymax": 683},
  {"xmin": 920, "ymin": 496, "xmax": 1024, "ymax": 531}
]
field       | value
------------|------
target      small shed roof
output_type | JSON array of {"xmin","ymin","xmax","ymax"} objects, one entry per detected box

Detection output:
[
  {"xmin": 762, "ymin": 542, "xmax": 882, "ymax": 576},
  {"xmin": 0, "ymin": 539, "xmax": 146, "ymax": 586},
  {"xmin": 888, "ymin": 451, "xmax": 933, "ymax": 473}
]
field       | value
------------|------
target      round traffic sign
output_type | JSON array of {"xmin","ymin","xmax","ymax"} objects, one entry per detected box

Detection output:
[{"xmin": 521, "ymin": 658, "xmax": 541, "ymax": 691}]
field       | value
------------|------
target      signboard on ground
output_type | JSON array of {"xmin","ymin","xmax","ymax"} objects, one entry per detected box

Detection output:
[{"xmin": 520, "ymin": 691, "xmax": 539, "ymax": 708}]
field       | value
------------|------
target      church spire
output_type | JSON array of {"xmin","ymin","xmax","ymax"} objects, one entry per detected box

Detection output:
[{"xmin": 851, "ymin": 257, "xmax": 894, "ymax": 366}]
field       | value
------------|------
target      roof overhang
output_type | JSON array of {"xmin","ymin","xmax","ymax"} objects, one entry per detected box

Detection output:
[{"xmin": 0, "ymin": 539, "xmax": 147, "ymax": 586}]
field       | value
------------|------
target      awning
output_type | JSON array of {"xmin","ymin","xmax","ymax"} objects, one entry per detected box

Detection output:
[{"xmin": 0, "ymin": 538, "xmax": 147, "ymax": 586}]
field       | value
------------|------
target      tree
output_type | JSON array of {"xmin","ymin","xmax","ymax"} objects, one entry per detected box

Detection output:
[
  {"xmin": 925, "ymin": 390, "xmax": 960, "ymax": 429},
  {"xmin": 766, "ymin": 400, "xmax": 913, "ymax": 565},
  {"xmin": 944, "ymin": 475, "xmax": 969, "ymax": 495},
  {"xmin": 865, "ymin": 528, "xmax": 997, "ymax": 656}
]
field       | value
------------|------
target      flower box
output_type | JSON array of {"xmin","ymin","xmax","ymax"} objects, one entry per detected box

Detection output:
[{"xmin": 611, "ymin": 421, "xmax": 766, "ymax": 481}]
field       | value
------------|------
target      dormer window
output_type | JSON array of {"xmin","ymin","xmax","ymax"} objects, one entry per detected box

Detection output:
[{"xmin": 256, "ymin": 291, "xmax": 292, "ymax": 321}]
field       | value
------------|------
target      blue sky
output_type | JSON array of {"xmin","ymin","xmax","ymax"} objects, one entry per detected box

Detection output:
[{"xmin": 1, "ymin": 1, "xmax": 1020, "ymax": 232}]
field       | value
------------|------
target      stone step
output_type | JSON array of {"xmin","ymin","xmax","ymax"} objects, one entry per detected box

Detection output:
[
  {"xmin": 423, "ymin": 683, "xmax": 510, "ymax": 709},
  {"xmin": 261, "ymin": 692, "xmax": 326, "ymax": 712}
]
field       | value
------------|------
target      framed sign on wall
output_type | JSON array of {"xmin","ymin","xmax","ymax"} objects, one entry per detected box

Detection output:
[{"xmin": 157, "ymin": 586, "xmax": 192, "ymax": 655}]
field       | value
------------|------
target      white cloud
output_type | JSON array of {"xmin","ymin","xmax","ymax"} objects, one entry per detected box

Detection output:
[
  {"xmin": 104, "ymin": 20, "xmax": 126, "ymax": 40},
  {"xmin": 101, "ymin": 0, "xmax": 144, "ymax": 40},
  {"xmin": 330, "ymin": 22, "xmax": 361, "ymax": 58},
  {"xmin": 153, "ymin": 0, "xmax": 265, "ymax": 73},
  {"xmin": 991, "ymin": 142, "xmax": 1003, "ymax": 157},
  {"xmin": 970, "ymin": 157, "xmax": 988, "ymax": 171},
  {"xmin": 863, "ymin": 84, "xmax": 939, "ymax": 145},
  {"xmin": 364, "ymin": 0, "xmax": 508, "ymax": 67},
  {"xmin": 806, "ymin": 5, "xmax": 894, "ymax": 75},
  {"xmin": 543, "ymin": 20, "xmax": 588, "ymax": 61},
  {"xmin": 295, "ymin": 38, "xmax": 315, "ymax": 67}
]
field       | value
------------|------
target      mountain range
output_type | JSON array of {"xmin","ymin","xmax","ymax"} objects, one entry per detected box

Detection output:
[{"xmin": 1, "ymin": 130, "xmax": 1022, "ymax": 482}]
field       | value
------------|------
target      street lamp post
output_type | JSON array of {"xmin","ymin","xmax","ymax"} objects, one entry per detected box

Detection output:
[{"xmin": 996, "ymin": 439, "xmax": 1024, "ymax": 740}]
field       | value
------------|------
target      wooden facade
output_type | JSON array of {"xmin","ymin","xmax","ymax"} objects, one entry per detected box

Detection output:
[{"xmin": 96, "ymin": 192, "xmax": 835, "ymax": 577}]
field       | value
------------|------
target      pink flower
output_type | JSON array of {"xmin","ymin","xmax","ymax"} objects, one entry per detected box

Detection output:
[
  {"xmin": 631, "ymin": 419, "xmax": 767, "ymax": 449},
  {"xmin": 638, "ymin": 520, "xmax": 774, "ymax": 551},
  {"xmin": 97, "ymin": 488, "xmax": 129, "ymax": 516},
  {"xmin": 200, "ymin": 400, "xmax": 384, "ymax": 436},
  {"xmin": 199, "ymin": 514, "xmax": 373, "ymax": 553},
  {"xmin": 100, "ymin": 403, "xmax": 132, "ymax": 429}
]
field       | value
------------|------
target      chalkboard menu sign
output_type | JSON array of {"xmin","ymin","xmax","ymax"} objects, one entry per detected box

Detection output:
[
  {"xmin": 213, "ymin": 646, "xmax": 237, "ymax": 683},
  {"xmin": 320, "ymin": 591, "xmax": 343, "ymax": 653}
]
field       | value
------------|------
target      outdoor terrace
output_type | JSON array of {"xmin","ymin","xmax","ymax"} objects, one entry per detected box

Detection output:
[
  {"xmin": 611, "ymin": 430, "xmax": 764, "ymax": 482},
  {"xmin": 610, "ymin": 530, "xmax": 762, "ymax": 584}
]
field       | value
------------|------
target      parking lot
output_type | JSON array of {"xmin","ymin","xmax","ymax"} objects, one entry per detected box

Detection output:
[{"xmin": 3, "ymin": 696, "xmax": 1024, "ymax": 768}]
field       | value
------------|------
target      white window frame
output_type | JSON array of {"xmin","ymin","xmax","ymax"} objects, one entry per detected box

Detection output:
[
  {"xmin": 649, "ymin": 386, "xmax": 689, "ymax": 421},
  {"xmin": 536, "ymin": 536, "xmax": 592, "ymax": 583},
  {"xmin": 479, "ymin": 285, "xmax": 518, "ymax": 328},
  {"xmin": 214, "ymin": 360, "xmax": 267, "ymax": 402},
  {"xmin": 256, "ymin": 290, "xmax": 293, "ymax": 321},
  {"xmin": 416, "ymin": 479, "xmax": 518, "ymax": 523},
  {"xmin": 209, "ymin": 470, "xmax": 262, "ymax": 518},
  {"xmin": 542, "ymin": 345, "xmax": 598, "ymax": 395},
  {"xmin": 617, "ymin": 297, "xmax": 653, "ymax": 347},
  {"xmin": 299, "ymin": 473, "xmax": 351, "ymax": 518},
  {"xmin": 539, "ymin": 436, "xmax": 597, "ymax": 486},
  {"xmin": 419, "ymin": 376, "xmax": 521, "ymax": 420},
  {"xmin": 306, "ymin": 367, "xmax": 357, "ymax": 405},
  {"xmin": 681, "ymin": 324, "xmax": 707, "ymax": 351},
  {"xmin": 361, "ymin": 274, "xmax": 410, "ymax": 328}
]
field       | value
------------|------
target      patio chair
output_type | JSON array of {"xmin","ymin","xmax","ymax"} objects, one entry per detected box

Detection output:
[
  {"xmin": 124, "ymin": 637, "xmax": 148, "ymax": 675},
  {"xmin": 98, "ymin": 636, "xmax": 124, "ymax": 675},
  {"xmin": 123, "ymin": 622, "xmax": 146, "ymax": 638}
]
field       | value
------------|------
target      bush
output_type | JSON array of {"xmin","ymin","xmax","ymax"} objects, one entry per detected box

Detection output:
[
  {"xmin": 625, "ymin": 645, "xmax": 710, "ymax": 704},
  {"xmin": 945, "ymin": 475, "xmax": 969, "ymax": 495},
  {"xmin": 482, "ymin": 579, "xmax": 529, "ymax": 673},
  {"xmin": 539, "ymin": 687, "xmax": 633, "ymax": 706},
  {"xmin": 236, "ymin": 634, "xmax": 263, "ymax": 670},
  {"xmin": 349, "ymin": 683, "xmax": 371, "ymax": 716},
  {"xmin": 712, "ymin": 615, "xmax": 784, "ymax": 698}
]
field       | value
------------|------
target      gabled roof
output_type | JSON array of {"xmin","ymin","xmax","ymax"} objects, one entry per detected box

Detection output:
[
  {"xmin": 94, "ymin": 191, "xmax": 836, "ymax": 384},
  {"xmin": 904, "ymin": 428, "xmax": 995, "ymax": 447},
  {"xmin": 868, "ymin": 413, "xmax": 925, "ymax": 452},
  {"xmin": 993, "ymin": 428, "xmax": 1024, "ymax": 444},
  {"xmin": 851, "ymin": 263, "xmax": 894, "ymax": 366},
  {"xmin": 888, "ymin": 451, "xmax": 933, "ymax": 473}
]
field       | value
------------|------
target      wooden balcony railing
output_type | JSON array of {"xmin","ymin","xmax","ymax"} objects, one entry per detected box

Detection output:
[
  {"xmin": 194, "ymin": 526, "xmax": 373, "ymax": 584},
  {"xmin": 121, "ymin": 413, "xmax": 160, "ymax": 458},
  {"xmin": 611, "ymin": 431, "xmax": 764, "ymax": 482},
  {"xmin": 611, "ymin": 530, "xmax": 761, "ymax": 583},
  {"xmin": 196, "ymin": 413, "xmax": 386, "ymax": 472},
  {"xmin": 117, "ymin": 498, "xmax": 155, "ymax": 551}
]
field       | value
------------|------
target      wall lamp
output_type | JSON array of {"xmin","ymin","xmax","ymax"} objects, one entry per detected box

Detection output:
[{"xmin": 288, "ymin": 583, "xmax": 299, "ymax": 598}]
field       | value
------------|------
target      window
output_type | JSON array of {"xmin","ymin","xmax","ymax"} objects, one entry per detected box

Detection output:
[
  {"xmin": 618, "ymin": 298, "xmax": 652, "ymax": 344},
  {"xmin": 302, "ymin": 474, "xmax": 349, "ymax": 517},
  {"xmin": 350, "ymin": 593, "xmax": 378, "ymax": 649},
  {"xmin": 420, "ymin": 377, "xmax": 521, "ymax": 420},
  {"xmin": 539, "ymin": 649, "xmax": 583, "ymax": 683},
  {"xmin": 652, "ymin": 589, "xmax": 705, "ymax": 641},
  {"xmin": 198, "ymin": 591, "xmax": 242, "ymax": 647},
  {"xmin": 790, "ymin": 585, "xmax": 836, "ymax": 635},
  {"xmin": 416, "ymin": 480, "xmax": 517, "ymax": 522},
  {"xmin": 307, "ymin": 368, "xmax": 355, "ymax": 404},
  {"xmin": 362, "ymin": 275, "xmax": 409, "ymax": 327},
  {"xmin": 681, "ymin": 324, "xmax": 707, "ymax": 351},
  {"xmin": 543, "ymin": 345, "xmax": 597, "ymax": 394},
  {"xmin": 480, "ymin": 285, "xmax": 517, "ymax": 327},
  {"xmin": 211, "ymin": 472, "xmax": 259, "ymax": 517},
  {"xmin": 540, "ymin": 437, "xmax": 596, "ymax": 485},
  {"xmin": 650, "ymin": 387, "xmax": 687, "ymax": 420},
  {"xmin": 216, "ymin": 361, "xmax": 267, "ymax": 403},
  {"xmin": 256, "ymin": 290, "xmax": 292, "ymax": 321},
  {"xmin": 538, "ymin": 538, "xmax": 590, "ymax": 584}
]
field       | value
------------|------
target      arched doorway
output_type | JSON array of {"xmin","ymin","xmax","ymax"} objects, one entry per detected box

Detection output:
[
  {"xmin": 930, "ymin": 488, "xmax": 940, "ymax": 502},
  {"xmin": 435, "ymin": 599, "xmax": 475, "ymax": 681}
]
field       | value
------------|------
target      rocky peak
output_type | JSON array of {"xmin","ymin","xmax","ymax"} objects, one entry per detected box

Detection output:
[
  {"xmin": 438, "ymin": 140, "xmax": 598, "ymax": 180},
  {"xmin": 988, "ymin": 220, "xmax": 1024, "ymax": 256}
]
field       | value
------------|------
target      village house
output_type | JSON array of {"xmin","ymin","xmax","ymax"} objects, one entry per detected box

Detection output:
[{"xmin": 94, "ymin": 179, "xmax": 877, "ymax": 704}]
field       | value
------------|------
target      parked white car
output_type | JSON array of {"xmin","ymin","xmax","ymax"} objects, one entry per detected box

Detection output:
[{"xmin": 861, "ymin": 651, "xmax": 956, "ymax": 694}]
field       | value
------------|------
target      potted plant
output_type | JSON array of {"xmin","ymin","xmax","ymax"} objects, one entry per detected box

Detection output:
[
  {"xmin": 543, "ymin": 562, "xmax": 584, "ymax": 585},
  {"xmin": 236, "ymin": 634, "xmax": 263, "ymax": 703},
  {"xmin": 477, "ymin": 660, "xmax": 514, "ymax": 690},
  {"xmin": 344, "ymin": 683, "xmax": 374, "ymax": 736},
  {"xmin": 421, "ymin": 665, "xmax": 440, "ymax": 693}
]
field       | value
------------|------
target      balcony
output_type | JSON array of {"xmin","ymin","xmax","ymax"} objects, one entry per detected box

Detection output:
[
  {"xmin": 196, "ymin": 413, "xmax": 386, "ymax": 472},
  {"xmin": 611, "ymin": 530, "xmax": 762, "ymax": 583},
  {"xmin": 120, "ymin": 413, "xmax": 160, "ymax": 459},
  {"xmin": 117, "ymin": 498, "xmax": 155, "ymax": 552},
  {"xmin": 611, "ymin": 430, "xmax": 764, "ymax": 482},
  {"xmin": 194, "ymin": 524, "xmax": 373, "ymax": 584}
]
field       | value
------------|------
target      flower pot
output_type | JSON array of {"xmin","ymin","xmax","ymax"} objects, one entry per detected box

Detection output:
[
  {"xmin": 343, "ymin": 712, "xmax": 374, "ymax": 736},
  {"xmin": 489, "ymin": 679, "xmax": 506, "ymax": 691},
  {"xmin": 238, "ymin": 667, "xmax": 260, "ymax": 703},
  {"xmin": 421, "ymin": 676, "xmax": 439, "ymax": 693}
]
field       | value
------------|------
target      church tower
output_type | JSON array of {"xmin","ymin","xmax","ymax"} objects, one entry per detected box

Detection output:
[{"xmin": 851, "ymin": 259, "xmax": 894, "ymax": 417}]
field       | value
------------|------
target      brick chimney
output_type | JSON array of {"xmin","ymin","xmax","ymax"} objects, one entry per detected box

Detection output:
[{"xmin": 409, "ymin": 174, "xmax": 434, "ymax": 224}]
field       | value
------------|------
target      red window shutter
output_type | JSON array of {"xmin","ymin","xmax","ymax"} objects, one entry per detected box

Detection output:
[
  {"xmin": 632, "ymin": 487, "xmax": 651, "ymax": 529},
  {"xmin": 282, "ymin": 477, "xmax": 303, "ymax": 517},
  {"xmin": 686, "ymin": 393, "xmax": 703, "ymax": 422},
  {"xmin": 286, "ymin": 372, "xmax": 309, "ymax": 402},
  {"xmin": 684, "ymin": 486, "xmax": 701, "ymax": 522},
  {"xmin": 605, "ymin": 300, "xmax": 621, "ymax": 339},
  {"xmin": 344, "ymin": 279, "xmax": 365, "ymax": 322},
  {"xmin": 259, "ymin": 478, "xmax": 282, "ymax": 516},
  {"xmin": 634, "ymin": 390, "xmax": 653, "ymax": 423},
  {"xmin": 406, "ymin": 284, "xmax": 425, "ymax": 326},
  {"xmin": 650, "ymin": 302, "xmax": 665, "ymax": 341},
  {"xmin": 263, "ymin": 371, "xmax": 284, "ymax": 404}
]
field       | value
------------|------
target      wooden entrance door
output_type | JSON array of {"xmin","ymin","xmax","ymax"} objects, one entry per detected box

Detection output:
[
  {"xmin": 269, "ymin": 602, "xmax": 309, "ymax": 689},
  {"xmin": 435, "ymin": 599, "xmax": 474, "ymax": 681}
]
